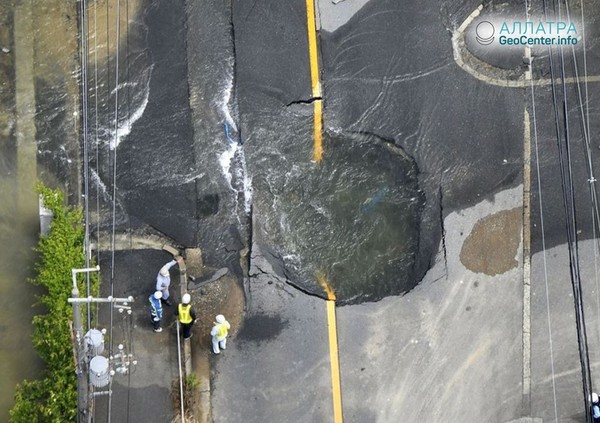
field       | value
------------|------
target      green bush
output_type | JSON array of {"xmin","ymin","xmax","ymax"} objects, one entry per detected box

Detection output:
[{"xmin": 9, "ymin": 184, "xmax": 98, "ymax": 423}]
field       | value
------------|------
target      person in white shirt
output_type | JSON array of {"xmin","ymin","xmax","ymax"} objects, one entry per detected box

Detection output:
[
  {"xmin": 210, "ymin": 314, "xmax": 231, "ymax": 354},
  {"xmin": 155, "ymin": 257, "xmax": 182, "ymax": 306}
]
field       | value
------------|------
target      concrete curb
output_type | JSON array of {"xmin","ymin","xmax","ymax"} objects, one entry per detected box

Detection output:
[
  {"xmin": 522, "ymin": 108, "xmax": 532, "ymax": 417},
  {"xmin": 184, "ymin": 247, "xmax": 212, "ymax": 423},
  {"xmin": 163, "ymin": 245, "xmax": 205, "ymax": 422}
]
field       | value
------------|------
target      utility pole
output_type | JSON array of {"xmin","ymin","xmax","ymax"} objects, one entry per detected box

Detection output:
[
  {"xmin": 69, "ymin": 266, "xmax": 135, "ymax": 423},
  {"xmin": 71, "ymin": 266, "xmax": 100, "ymax": 423}
]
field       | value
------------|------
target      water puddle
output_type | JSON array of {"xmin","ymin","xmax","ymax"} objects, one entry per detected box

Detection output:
[{"xmin": 252, "ymin": 132, "xmax": 425, "ymax": 304}]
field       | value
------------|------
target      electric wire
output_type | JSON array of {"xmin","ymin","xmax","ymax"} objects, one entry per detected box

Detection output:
[
  {"xmin": 555, "ymin": 0, "xmax": 594, "ymax": 417},
  {"xmin": 176, "ymin": 320, "xmax": 185, "ymax": 422},
  {"xmin": 124, "ymin": 1, "xmax": 133, "ymax": 421},
  {"xmin": 77, "ymin": 2, "xmax": 86, "ymax": 419},
  {"xmin": 91, "ymin": 2, "xmax": 100, "ymax": 420},
  {"xmin": 541, "ymin": 0, "xmax": 594, "ymax": 418},
  {"xmin": 80, "ymin": 0, "xmax": 92, "ymax": 335},
  {"xmin": 525, "ymin": 1, "xmax": 559, "ymax": 418},
  {"xmin": 107, "ymin": 0, "xmax": 122, "ymax": 421},
  {"xmin": 530, "ymin": 65, "xmax": 560, "ymax": 423},
  {"xmin": 126, "ymin": 307, "xmax": 134, "ymax": 423},
  {"xmin": 94, "ymin": 0, "xmax": 100, "ymax": 267},
  {"xmin": 563, "ymin": 0, "xmax": 600, "ymax": 403},
  {"xmin": 565, "ymin": 0, "xmax": 600, "ymax": 342},
  {"xmin": 93, "ymin": 0, "xmax": 100, "ymax": 331}
]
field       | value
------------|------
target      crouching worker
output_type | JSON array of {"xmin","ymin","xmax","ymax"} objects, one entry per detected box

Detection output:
[
  {"xmin": 149, "ymin": 291, "xmax": 163, "ymax": 333},
  {"xmin": 176, "ymin": 293, "xmax": 197, "ymax": 340}
]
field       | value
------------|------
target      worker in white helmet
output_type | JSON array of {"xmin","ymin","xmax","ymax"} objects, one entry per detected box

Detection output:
[
  {"xmin": 210, "ymin": 314, "xmax": 231, "ymax": 354},
  {"xmin": 155, "ymin": 257, "xmax": 183, "ymax": 306},
  {"xmin": 176, "ymin": 293, "xmax": 197, "ymax": 340},
  {"xmin": 592, "ymin": 392, "xmax": 600, "ymax": 422},
  {"xmin": 149, "ymin": 291, "xmax": 163, "ymax": 332}
]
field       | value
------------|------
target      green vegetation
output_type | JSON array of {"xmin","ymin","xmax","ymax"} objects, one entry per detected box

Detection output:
[
  {"xmin": 171, "ymin": 373, "xmax": 199, "ymax": 420},
  {"xmin": 10, "ymin": 184, "xmax": 98, "ymax": 423},
  {"xmin": 185, "ymin": 373, "xmax": 199, "ymax": 399}
]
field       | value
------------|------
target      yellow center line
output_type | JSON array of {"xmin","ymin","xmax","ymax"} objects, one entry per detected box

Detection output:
[
  {"xmin": 326, "ymin": 300, "xmax": 343, "ymax": 423},
  {"xmin": 313, "ymin": 99, "xmax": 323, "ymax": 162},
  {"xmin": 317, "ymin": 272, "xmax": 343, "ymax": 422},
  {"xmin": 305, "ymin": 0, "xmax": 323, "ymax": 163}
]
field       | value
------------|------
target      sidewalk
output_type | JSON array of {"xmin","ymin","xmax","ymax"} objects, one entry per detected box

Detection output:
[
  {"xmin": 95, "ymin": 249, "xmax": 180, "ymax": 423},
  {"xmin": 92, "ymin": 246, "xmax": 245, "ymax": 423}
]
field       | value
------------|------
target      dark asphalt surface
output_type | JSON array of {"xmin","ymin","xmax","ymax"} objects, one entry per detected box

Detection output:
[{"xmin": 109, "ymin": 0, "xmax": 196, "ymax": 246}]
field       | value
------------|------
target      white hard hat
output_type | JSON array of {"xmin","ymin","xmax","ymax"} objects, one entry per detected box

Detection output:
[
  {"xmin": 215, "ymin": 314, "xmax": 225, "ymax": 323},
  {"xmin": 593, "ymin": 392, "xmax": 599, "ymax": 403},
  {"xmin": 154, "ymin": 291, "xmax": 163, "ymax": 299},
  {"xmin": 160, "ymin": 268, "xmax": 170, "ymax": 277},
  {"xmin": 182, "ymin": 293, "xmax": 191, "ymax": 304}
]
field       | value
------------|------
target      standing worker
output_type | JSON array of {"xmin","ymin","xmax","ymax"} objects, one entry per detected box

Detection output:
[
  {"xmin": 176, "ymin": 293, "xmax": 197, "ymax": 340},
  {"xmin": 592, "ymin": 392, "xmax": 600, "ymax": 422},
  {"xmin": 149, "ymin": 291, "xmax": 164, "ymax": 333},
  {"xmin": 211, "ymin": 314, "xmax": 231, "ymax": 354},
  {"xmin": 155, "ymin": 257, "xmax": 183, "ymax": 306}
]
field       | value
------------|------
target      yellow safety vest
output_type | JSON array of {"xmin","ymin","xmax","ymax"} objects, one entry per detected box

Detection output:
[
  {"xmin": 215, "ymin": 322, "xmax": 228, "ymax": 339},
  {"xmin": 178, "ymin": 304, "xmax": 193, "ymax": 324}
]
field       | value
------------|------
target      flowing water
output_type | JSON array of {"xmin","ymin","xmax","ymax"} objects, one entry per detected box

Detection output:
[
  {"xmin": 0, "ymin": 23, "xmax": 44, "ymax": 393},
  {"xmin": 0, "ymin": 177, "xmax": 43, "ymax": 421},
  {"xmin": 0, "ymin": 0, "xmax": 81, "ymax": 417},
  {"xmin": 0, "ymin": 0, "xmax": 41, "ymax": 416}
]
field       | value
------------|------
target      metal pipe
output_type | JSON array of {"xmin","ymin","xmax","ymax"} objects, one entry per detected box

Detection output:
[
  {"xmin": 68, "ymin": 296, "xmax": 134, "ymax": 304},
  {"xmin": 90, "ymin": 390, "xmax": 112, "ymax": 397},
  {"xmin": 70, "ymin": 266, "xmax": 100, "ymax": 423},
  {"xmin": 71, "ymin": 266, "xmax": 100, "ymax": 290},
  {"xmin": 176, "ymin": 320, "xmax": 185, "ymax": 422}
]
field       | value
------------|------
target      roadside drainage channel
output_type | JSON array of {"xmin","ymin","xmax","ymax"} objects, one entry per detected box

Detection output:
[{"xmin": 164, "ymin": 244, "xmax": 211, "ymax": 423}]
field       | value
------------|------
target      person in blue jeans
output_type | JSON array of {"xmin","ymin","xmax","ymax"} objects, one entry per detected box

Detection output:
[{"xmin": 149, "ymin": 291, "xmax": 164, "ymax": 332}]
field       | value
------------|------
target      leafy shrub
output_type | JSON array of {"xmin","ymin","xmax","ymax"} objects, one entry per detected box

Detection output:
[{"xmin": 10, "ymin": 184, "xmax": 98, "ymax": 423}]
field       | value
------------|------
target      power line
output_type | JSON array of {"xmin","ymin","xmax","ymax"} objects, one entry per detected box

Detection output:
[
  {"xmin": 79, "ymin": 0, "xmax": 92, "ymax": 336},
  {"xmin": 525, "ymin": 1, "xmax": 560, "ymax": 419},
  {"xmin": 540, "ymin": 0, "xmax": 594, "ymax": 419},
  {"xmin": 108, "ymin": 0, "xmax": 122, "ymax": 421},
  {"xmin": 124, "ymin": 0, "xmax": 133, "ymax": 420},
  {"xmin": 563, "ymin": 0, "xmax": 600, "ymax": 344}
]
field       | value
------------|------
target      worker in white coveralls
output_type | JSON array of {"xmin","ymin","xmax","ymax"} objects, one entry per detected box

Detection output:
[
  {"xmin": 211, "ymin": 314, "xmax": 231, "ymax": 354},
  {"xmin": 155, "ymin": 257, "xmax": 182, "ymax": 306}
]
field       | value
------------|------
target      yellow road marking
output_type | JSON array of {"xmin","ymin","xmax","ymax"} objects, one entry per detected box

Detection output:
[
  {"xmin": 317, "ymin": 272, "xmax": 343, "ymax": 422},
  {"xmin": 305, "ymin": 0, "xmax": 323, "ymax": 162},
  {"xmin": 313, "ymin": 98, "xmax": 323, "ymax": 162},
  {"xmin": 317, "ymin": 271, "xmax": 336, "ymax": 301},
  {"xmin": 305, "ymin": 0, "xmax": 321, "ymax": 98},
  {"xmin": 326, "ymin": 300, "xmax": 343, "ymax": 423}
]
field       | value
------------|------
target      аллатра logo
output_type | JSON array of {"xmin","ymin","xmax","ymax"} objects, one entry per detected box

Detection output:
[{"xmin": 475, "ymin": 21, "xmax": 495, "ymax": 45}]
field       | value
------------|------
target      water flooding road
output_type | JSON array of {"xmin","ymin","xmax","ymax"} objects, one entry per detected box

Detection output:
[
  {"xmin": 0, "ymin": 1, "xmax": 42, "ymax": 416},
  {"xmin": 0, "ymin": 181, "xmax": 43, "ymax": 421},
  {"xmin": 0, "ymin": 0, "xmax": 80, "ymax": 417}
]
